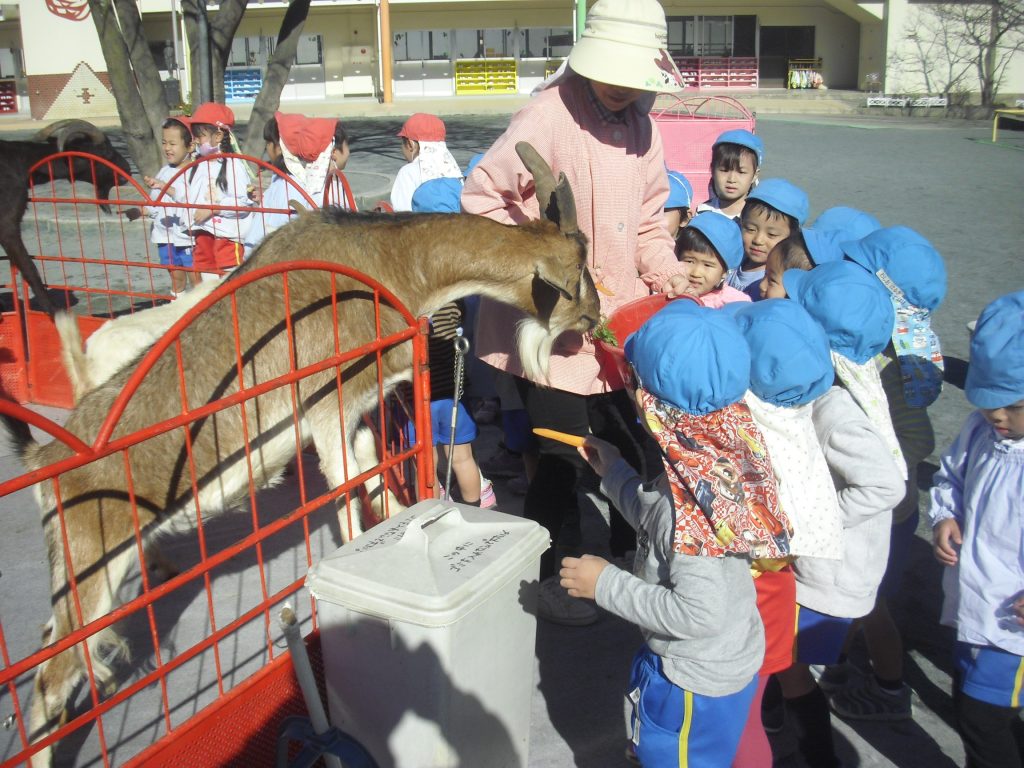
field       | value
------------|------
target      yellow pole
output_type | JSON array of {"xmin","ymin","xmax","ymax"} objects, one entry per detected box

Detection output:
[{"xmin": 380, "ymin": 0, "xmax": 393, "ymax": 104}]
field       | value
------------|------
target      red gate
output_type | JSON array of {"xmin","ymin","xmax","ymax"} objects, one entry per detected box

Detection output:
[{"xmin": 0, "ymin": 152, "xmax": 434, "ymax": 767}]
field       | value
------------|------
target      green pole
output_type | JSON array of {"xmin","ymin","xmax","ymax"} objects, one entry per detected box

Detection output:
[{"xmin": 575, "ymin": 0, "xmax": 587, "ymax": 41}]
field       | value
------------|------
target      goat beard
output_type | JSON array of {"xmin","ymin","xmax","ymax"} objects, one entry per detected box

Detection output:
[{"xmin": 515, "ymin": 317, "xmax": 564, "ymax": 385}]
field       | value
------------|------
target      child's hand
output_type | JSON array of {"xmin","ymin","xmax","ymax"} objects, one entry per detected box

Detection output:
[
  {"xmin": 933, "ymin": 518, "xmax": 962, "ymax": 566},
  {"xmin": 560, "ymin": 554, "xmax": 609, "ymax": 601},
  {"xmin": 661, "ymin": 272, "xmax": 691, "ymax": 298},
  {"xmin": 1012, "ymin": 593, "xmax": 1024, "ymax": 626},
  {"xmin": 577, "ymin": 436, "xmax": 621, "ymax": 478},
  {"xmin": 143, "ymin": 175, "xmax": 162, "ymax": 190}
]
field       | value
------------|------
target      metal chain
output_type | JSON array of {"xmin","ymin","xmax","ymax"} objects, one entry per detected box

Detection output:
[{"xmin": 443, "ymin": 328, "xmax": 470, "ymax": 501}]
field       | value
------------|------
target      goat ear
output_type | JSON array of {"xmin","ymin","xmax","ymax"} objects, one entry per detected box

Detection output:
[
  {"xmin": 550, "ymin": 172, "xmax": 579, "ymax": 236},
  {"xmin": 535, "ymin": 268, "xmax": 573, "ymax": 301}
]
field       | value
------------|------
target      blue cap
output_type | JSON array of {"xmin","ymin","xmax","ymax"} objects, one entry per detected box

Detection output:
[
  {"xmin": 841, "ymin": 225, "xmax": 947, "ymax": 312},
  {"xmin": 783, "ymin": 260, "xmax": 895, "ymax": 364},
  {"xmin": 713, "ymin": 129, "xmax": 765, "ymax": 167},
  {"xmin": 747, "ymin": 178, "xmax": 810, "ymax": 226},
  {"xmin": 965, "ymin": 290, "xmax": 1024, "ymax": 409},
  {"xmin": 686, "ymin": 211, "xmax": 743, "ymax": 270},
  {"xmin": 666, "ymin": 169, "xmax": 693, "ymax": 210},
  {"xmin": 625, "ymin": 300, "xmax": 750, "ymax": 415},
  {"xmin": 801, "ymin": 228, "xmax": 844, "ymax": 265},
  {"xmin": 812, "ymin": 206, "xmax": 882, "ymax": 241},
  {"xmin": 730, "ymin": 300, "xmax": 833, "ymax": 407},
  {"xmin": 411, "ymin": 177, "xmax": 463, "ymax": 213},
  {"xmin": 465, "ymin": 153, "xmax": 485, "ymax": 178}
]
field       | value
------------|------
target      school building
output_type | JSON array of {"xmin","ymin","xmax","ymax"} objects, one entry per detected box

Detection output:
[{"xmin": 1, "ymin": 0, "xmax": 1021, "ymax": 121}]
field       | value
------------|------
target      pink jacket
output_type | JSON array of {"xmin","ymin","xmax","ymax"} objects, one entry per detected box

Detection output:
[
  {"xmin": 700, "ymin": 284, "xmax": 752, "ymax": 308},
  {"xmin": 462, "ymin": 73, "xmax": 685, "ymax": 395}
]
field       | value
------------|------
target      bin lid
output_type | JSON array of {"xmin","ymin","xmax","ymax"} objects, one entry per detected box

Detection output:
[{"xmin": 306, "ymin": 499, "xmax": 550, "ymax": 627}]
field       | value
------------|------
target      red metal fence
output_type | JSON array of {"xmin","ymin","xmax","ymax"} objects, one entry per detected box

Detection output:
[{"xmin": 0, "ymin": 152, "xmax": 430, "ymax": 767}]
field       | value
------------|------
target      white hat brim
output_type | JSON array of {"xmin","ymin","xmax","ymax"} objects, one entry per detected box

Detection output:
[{"xmin": 569, "ymin": 38, "xmax": 684, "ymax": 93}]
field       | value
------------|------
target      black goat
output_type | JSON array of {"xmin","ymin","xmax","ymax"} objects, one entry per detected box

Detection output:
[{"xmin": 0, "ymin": 120, "xmax": 133, "ymax": 315}]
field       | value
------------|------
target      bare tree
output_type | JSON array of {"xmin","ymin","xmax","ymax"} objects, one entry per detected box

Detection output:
[
  {"xmin": 892, "ymin": 0, "xmax": 1024, "ymax": 107},
  {"xmin": 87, "ymin": 0, "xmax": 312, "ymax": 176},
  {"xmin": 888, "ymin": 8, "xmax": 973, "ymax": 96}
]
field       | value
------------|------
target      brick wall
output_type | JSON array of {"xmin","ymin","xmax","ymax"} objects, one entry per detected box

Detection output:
[{"xmin": 27, "ymin": 63, "xmax": 117, "ymax": 121}]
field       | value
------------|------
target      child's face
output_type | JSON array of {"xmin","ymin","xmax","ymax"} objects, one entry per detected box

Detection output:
[
  {"xmin": 679, "ymin": 249, "xmax": 726, "ymax": 297},
  {"xmin": 981, "ymin": 399, "xmax": 1024, "ymax": 440},
  {"xmin": 742, "ymin": 207, "xmax": 792, "ymax": 267},
  {"xmin": 195, "ymin": 126, "xmax": 223, "ymax": 154},
  {"xmin": 265, "ymin": 141, "xmax": 282, "ymax": 163},
  {"xmin": 664, "ymin": 208, "xmax": 685, "ymax": 239},
  {"xmin": 712, "ymin": 154, "xmax": 757, "ymax": 204},
  {"xmin": 759, "ymin": 247, "xmax": 788, "ymax": 299},
  {"xmin": 590, "ymin": 81, "xmax": 645, "ymax": 113},
  {"xmin": 332, "ymin": 140, "xmax": 351, "ymax": 171},
  {"xmin": 401, "ymin": 138, "xmax": 419, "ymax": 162},
  {"xmin": 161, "ymin": 126, "xmax": 191, "ymax": 166}
]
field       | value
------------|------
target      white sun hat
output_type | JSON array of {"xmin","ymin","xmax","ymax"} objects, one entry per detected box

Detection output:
[{"xmin": 568, "ymin": 0, "xmax": 685, "ymax": 93}]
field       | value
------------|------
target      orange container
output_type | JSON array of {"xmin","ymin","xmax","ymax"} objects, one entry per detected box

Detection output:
[{"xmin": 595, "ymin": 294, "xmax": 699, "ymax": 389}]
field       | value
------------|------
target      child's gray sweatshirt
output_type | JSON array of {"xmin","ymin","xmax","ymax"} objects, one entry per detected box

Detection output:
[
  {"xmin": 794, "ymin": 386, "xmax": 906, "ymax": 618},
  {"xmin": 594, "ymin": 460, "xmax": 764, "ymax": 698}
]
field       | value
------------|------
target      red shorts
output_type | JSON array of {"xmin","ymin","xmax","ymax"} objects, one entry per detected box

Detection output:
[
  {"xmin": 754, "ymin": 565, "xmax": 797, "ymax": 674},
  {"xmin": 192, "ymin": 231, "xmax": 244, "ymax": 272}
]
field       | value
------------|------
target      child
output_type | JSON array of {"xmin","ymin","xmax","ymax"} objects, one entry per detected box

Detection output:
[
  {"xmin": 142, "ymin": 115, "xmax": 196, "ymax": 297},
  {"xmin": 728, "ymin": 299, "xmax": 840, "ymax": 767},
  {"xmin": 664, "ymin": 169, "xmax": 693, "ymax": 238},
  {"xmin": 930, "ymin": 290, "xmax": 1024, "ymax": 767},
  {"xmin": 697, "ymin": 129, "xmax": 764, "ymax": 220},
  {"xmin": 186, "ymin": 102, "xmax": 253, "ymax": 281},
  {"xmin": 676, "ymin": 212, "xmax": 749, "ymax": 307},
  {"xmin": 409, "ymin": 178, "xmax": 496, "ymax": 509},
  {"xmin": 325, "ymin": 120, "xmax": 355, "ymax": 210},
  {"xmin": 246, "ymin": 112, "xmax": 336, "ymax": 252},
  {"xmin": 461, "ymin": 0, "xmax": 690, "ymax": 626},
  {"xmin": 731, "ymin": 178, "xmax": 809, "ymax": 300},
  {"xmin": 757, "ymin": 229, "xmax": 841, "ymax": 300},
  {"xmin": 562, "ymin": 299, "xmax": 779, "ymax": 767},
  {"xmin": 826, "ymin": 225, "xmax": 946, "ymax": 720},
  {"xmin": 390, "ymin": 113, "xmax": 461, "ymax": 212},
  {"xmin": 775, "ymin": 265, "xmax": 906, "ymax": 766}
]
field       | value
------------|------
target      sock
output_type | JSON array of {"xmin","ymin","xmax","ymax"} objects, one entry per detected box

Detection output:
[
  {"xmin": 874, "ymin": 674, "xmax": 905, "ymax": 692},
  {"xmin": 786, "ymin": 687, "xmax": 841, "ymax": 768}
]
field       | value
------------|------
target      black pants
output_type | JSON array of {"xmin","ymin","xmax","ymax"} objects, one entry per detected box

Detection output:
[
  {"xmin": 954, "ymin": 672, "xmax": 1024, "ymax": 768},
  {"xmin": 515, "ymin": 377, "xmax": 658, "ymax": 580}
]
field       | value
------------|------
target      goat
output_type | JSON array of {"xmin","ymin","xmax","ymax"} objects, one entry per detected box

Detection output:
[
  {"xmin": 0, "ymin": 120, "xmax": 133, "ymax": 315},
  {"xmin": 1, "ymin": 142, "xmax": 599, "ymax": 766}
]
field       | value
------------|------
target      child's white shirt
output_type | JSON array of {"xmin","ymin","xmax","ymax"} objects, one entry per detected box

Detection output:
[
  {"xmin": 147, "ymin": 164, "xmax": 192, "ymax": 247},
  {"xmin": 186, "ymin": 156, "xmax": 253, "ymax": 241}
]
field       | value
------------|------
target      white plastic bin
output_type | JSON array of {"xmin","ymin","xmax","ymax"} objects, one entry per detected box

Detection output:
[{"xmin": 306, "ymin": 499, "xmax": 549, "ymax": 768}]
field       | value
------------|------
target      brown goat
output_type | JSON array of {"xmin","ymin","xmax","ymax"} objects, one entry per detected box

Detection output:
[{"xmin": 1, "ymin": 143, "xmax": 598, "ymax": 765}]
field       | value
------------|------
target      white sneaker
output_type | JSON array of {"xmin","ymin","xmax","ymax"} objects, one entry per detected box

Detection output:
[{"xmin": 536, "ymin": 576, "xmax": 598, "ymax": 626}]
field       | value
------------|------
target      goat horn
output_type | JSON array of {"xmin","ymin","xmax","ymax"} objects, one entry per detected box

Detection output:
[
  {"xmin": 34, "ymin": 119, "xmax": 107, "ymax": 150},
  {"xmin": 514, "ymin": 142, "xmax": 579, "ymax": 236}
]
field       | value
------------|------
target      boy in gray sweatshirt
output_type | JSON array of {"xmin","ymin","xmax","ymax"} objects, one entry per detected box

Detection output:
[{"xmin": 560, "ymin": 299, "xmax": 783, "ymax": 768}]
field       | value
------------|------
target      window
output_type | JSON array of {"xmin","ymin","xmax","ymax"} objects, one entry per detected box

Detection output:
[
  {"xmin": 393, "ymin": 30, "xmax": 450, "ymax": 62},
  {"xmin": 518, "ymin": 27, "xmax": 573, "ymax": 58},
  {"xmin": 666, "ymin": 16, "xmax": 745, "ymax": 57},
  {"xmin": 295, "ymin": 34, "xmax": 322, "ymax": 66}
]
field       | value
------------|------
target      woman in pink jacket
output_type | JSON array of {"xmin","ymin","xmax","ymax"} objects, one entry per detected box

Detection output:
[{"xmin": 461, "ymin": 0, "xmax": 690, "ymax": 626}]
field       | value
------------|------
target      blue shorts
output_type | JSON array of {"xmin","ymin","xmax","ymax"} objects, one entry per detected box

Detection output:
[
  {"xmin": 955, "ymin": 642, "xmax": 1024, "ymax": 708},
  {"xmin": 405, "ymin": 400, "xmax": 478, "ymax": 446},
  {"xmin": 878, "ymin": 509, "xmax": 920, "ymax": 600},
  {"xmin": 157, "ymin": 243, "xmax": 193, "ymax": 268},
  {"xmin": 627, "ymin": 645, "xmax": 757, "ymax": 768},
  {"xmin": 793, "ymin": 604, "xmax": 854, "ymax": 665}
]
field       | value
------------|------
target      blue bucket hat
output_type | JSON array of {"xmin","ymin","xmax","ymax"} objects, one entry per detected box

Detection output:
[
  {"xmin": 965, "ymin": 290, "xmax": 1024, "ymax": 409},
  {"xmin": 747, "ymin": 179, "xmax": 810, "ymax": 226},
  {"xmin": 841, "ymin": 225, "xmax": 947, "ymax": 312},
  {"xmin": 666, "ymin": 169, "xmax": 693, "ymax": 210},
  {"xmin": 812, "ymin": 206, "xmax": 881, "ymax": 241},
  {"xmin": 801, "ymin": 227, "xmax": 844, "ymax": 265},
  {"xmin": 730, "ymin": 300, "xmax": 833, "ymax": 407},
  {"xmin": 411, "ymin": 177, "xmax": 463, "ymax": 213},
  {"xmin": 783, "ymin": 260, "xmax": 895, "ymax": 364},
  {"xmin": 713, "ymin": 129, "xmax": 765, "ymax": 167},
  {"xmin": 624, "ymin": 300, "xmax": 750, "ymax": 415},
  {"xmin": 686, "ymin": 211, "xmax": 743, "ymax": 270}
]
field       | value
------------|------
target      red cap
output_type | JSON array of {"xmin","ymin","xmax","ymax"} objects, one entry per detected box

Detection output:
[
  {"xmin": 190, "ymin": 102, "xmax": 235, "ymax": 131},
  {"xmin": 397, "ymin": 113, "xmax": 445, "ymax": 142},
  {"xmin": 165, "ymin": 114, "xmax": 192, "ymax": 133},
  {"xmin": 276, "ymin": 112, "xmax": 338, "ymax": 161}
]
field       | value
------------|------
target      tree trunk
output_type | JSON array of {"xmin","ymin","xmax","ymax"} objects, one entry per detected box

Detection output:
[
  {"xmin": 210, "ymin": 0, "xmax": 247, "ymax": 105},
  {"xmin": 243, "ymin": 0, "xmax": 313, "ymax": 157},
  {"xmin": 112, "ymin": 0, "xmax": 171, "ymax": 148},
  {"xmin": 87, "ymin": 0, "xmax": 162, "ymax": 176}
]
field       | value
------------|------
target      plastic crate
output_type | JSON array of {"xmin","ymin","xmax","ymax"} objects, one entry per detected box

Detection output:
[{"xmin": 651, "ymin": 94, "xmax": 756, "ymax": 207}]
